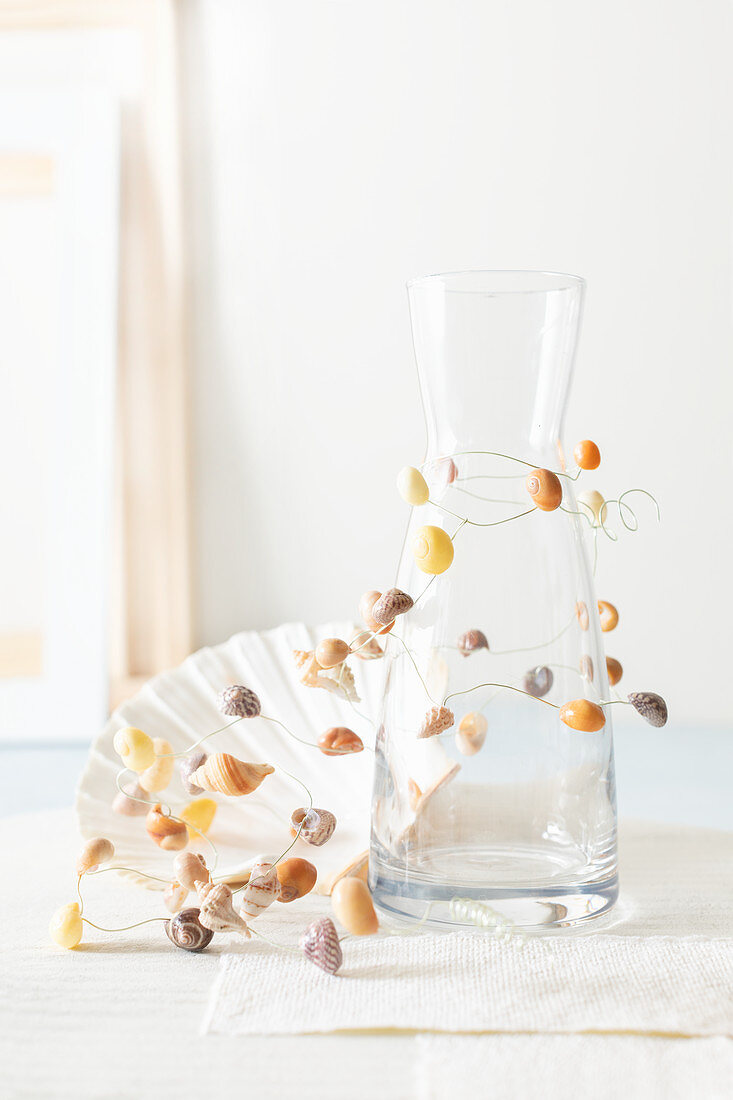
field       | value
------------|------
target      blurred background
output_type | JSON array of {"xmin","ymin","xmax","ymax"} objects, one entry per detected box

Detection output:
[{"xmin": 1, "ymin": 1, "xmax": 731, "ymax": 820}]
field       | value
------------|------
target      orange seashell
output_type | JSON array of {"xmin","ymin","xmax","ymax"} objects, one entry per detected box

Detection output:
[
  {"xmin": 276, "ymin": 857, "xmax": 317, "ymax": 902},
  {"xmin": 559, "ymin": 699, "xmax": 606, "ymax": 733},
  {"xmin": 575, "ymin": 601, "xmax": 589, "ymax": 631},
  {"xmin": 606, "ymin": 657, "xmax": 623, "ymax": 686},
  {"xmin": 573, "ymin": 439, "xmax": 601, "ymax": 470},
  {"xmin": 191, "ymin": 753, "xmax": 274, "ymax": 797},
  {"xmin": 331, "ymin": 877, "xmax": 379, "ymax": 936},
  {"xmin": 315, "ymin": 637, "xmax": 351, "ymax": 669},
  {"xmin": 525, "ymin": 468, "xmax": 562, "ymax": 511},
  {"xmin": 146, "ymin": 804, "xmax": 188, "ymax": 851},
  {"xmin": 359, "ymin": 590, "xmax": 395, "ymax": 635},
  {"xmin": 418, "ymin": 705, "xmax": 454, "ymax": 739},
  {"xmin": 598, "ymin": 600, "xmax": 619, "ymax": 632},
  {"xmin": 317, "ymin": 726, "xmax": 364, "ymax": 755}
]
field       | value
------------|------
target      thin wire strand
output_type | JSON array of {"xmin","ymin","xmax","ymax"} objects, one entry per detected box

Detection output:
[
  {"xmin": 388, "ymin": 633, "xmax": 437, "ymax": 705},
  {"xmin": 81, "ymin": 916, "xmax": 169, "ymax": 933},
  {"xmin": 444, "ymin": 681, "xmax": 560, "ymax": 710}
]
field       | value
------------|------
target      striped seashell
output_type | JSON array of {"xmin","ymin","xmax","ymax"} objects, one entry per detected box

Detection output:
[
  {"xmin": 522, "ymin": 665, "xmax": 554, "ymax": 698},
  {"xmin": 370, "ymin": 588, "xmax": 414, "ymax": 627},
  {"xmin": 217, "ymin": 684, "xmax": 261, "ymax": 719},
  {"xmin": 457, "ymin": 629, "xmax": 489, "ymax": 656},
  {"xmin": 198, "ymin": 882, "xmax": 251, "ymax": 937},
  {"xmin": 418, "ymin": 705, "xmax": 454, "ymax": 739},
  {"xmin": 165, "ymin": 907, "xmax": 214, "ymax": 952},
  {"xmin": 145, "ymin": 804, "xmax": 188, "ymax": 851},
  {"xmin": 179, "ymin": 749, "xmax": 207, "ymax": 797},
  {"xmin": 163, "ymin": 880, "xmax": 189, "ymax": 914},
  {"xmin": 300, "ymin": 917, "xmax": 343, "ymax": 975},
  {"xmin": 192, "ymin": 753, "xmax": 274, "ymax": 797},
  {"xmin": 291, "ymin": 806, "xmax": 337, "ymax": 847},
  {"xmin": 628, "ymin": 691, "xmax": 668, "ymax": 728},
  {"xmin": 173, "ymin": 851, "xmax": 211, "ymax": 892},
  {"xmin": 239, "ymin": 859, "xmax": 280, "ymax": 919}
]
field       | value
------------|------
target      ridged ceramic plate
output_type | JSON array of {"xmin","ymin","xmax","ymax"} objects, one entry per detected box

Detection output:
[{"xmin": 75, "ymin": 622, "xmax": 383, "ymax": 894}]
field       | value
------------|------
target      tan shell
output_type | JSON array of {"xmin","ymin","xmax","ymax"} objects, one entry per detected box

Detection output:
[
  {"xmin": 370, "ymin": 588, "xmax": 414, "ymax": 627},
  {"xmin": 276, "ymin": 857, "xmax": 317, "ymax": 902},
  {"xmin": 359, "ymin": 590, "xmax": 395, "ymax": 635},
  {"xmin": 314, "ymin": 637, "xmax": 351, "ymax": 669},
  {"xmin": 291, "ymin": 806, "xmax": 336, "ymax": 846},
  {"xmin": 76, "ymin": 837, "xmax": 115, "ymax": 875},
  {"xmin": 163, "ymin": 880, "xmax": 189, "ymax": 914},
  {"xmin": 418, "ymin": 705, "xmax": 454, "ymax": 739},
  {"xmin": 455, "ymin": 712, "xmax": 488, "ymax": 756},
  {"xmin": 145, "ymin": 804, "xmax": 188, "ymax": 851},
  {"xmin": 139, "ymin": 738, "xmax": 175, "ymax": 794},
  {"xmin": 111, "ymin": 780, "xmax": 148, "ymax": 816},
  {"xmin": 349, "ymin": 630, "xmax": 384, "ymax": 660},
  {"xmin": 198, "ymin": 882, "xmax": 251, "ymax": 937},
  {"xmin": 192, "ymin": 753, "xmax": 275, "ymax": 797},
  {"xmin": 331, "ymin": 876, "xmax": 379, "ymax": 936},
  {"xmin": 598, "ymin": 600, "xmax": 619, "ymax": 632},
  {"xmin": 173, "ymin": 851, "xmax": 211, "ymax": 892},
  {"xmin": 239, "ymin": 858, "xmax": 280, "ymax": 919},
  {"xmin": 317, "ymin": 727, "xmax": 364, "ymax": 755}
]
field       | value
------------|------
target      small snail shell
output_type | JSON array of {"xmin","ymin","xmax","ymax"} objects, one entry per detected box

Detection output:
[
  {"xmin": 179, "ymin": 749, "xmax": 207, "ymax": 797},
  {"xmin": 577, "ymin": 489, "xmax": 605, "ymax": 526},
  {"xmin": 239, "ymin": 861, "xmax": 280, "ymax": 919},
  {"xmin": 113, "ymin": 727, "xmax": 155, "ymax": 773},
  {"xmin": 359, "ymin": 590, "xmax": 395, "ymax": 635},
  {"xmin": 76, "ymin": 837, "xmax": 115, "ymax": 875},
  {"xmin": 579, "ymin": 655, "xmax": 594, "ymax": 682},
  {"xmin": 371, "ymin": 588, "xmax": 414, "ymax": 626},
  {"xmin": 300, "ymin": 917, "xmax": 343, "ymax": 975},
  {"xmin": 146, "ymin": 804, "xmax": 188, "ymax": 851},
  {"xmin": 412, "ymin": 525, "xmax": 454, "ymax": 575},
  {"xmin": 526, "ymin": 468, "xmax": 562, "ymax": 511},
  {"xmin": 522, "ymin": 665, "xmax": 554, "ymax": 698},
  {"xmin": 349, "ymin": 630, "xmax": 384, "ymax": 660},
  {"xmin": 574, "ymin": 439, "xmax": 601, "ymax": 470},
  {"xmin": 180, "ymin": 797, "xmax": 217, "ymax": 839},
  {"xmin": 455, "ymin": 712, "xmax": 488, "ymax": 756},
  {"xmin": 397, "ymin": 465, "xmax": 429, "ymax": 506},
  {"xmin": 199, "ymin": 883, "xmax": 251, "ymax": 936},
  {"xmin": 165, "ymin": 907, "xmax": 214, "ymax": 952},
  {"xmin": 139, "ymin": 737, "xmax": 175, "ymax": 794},
  {"xmin": 173, "ymin": 851, "xmax": 211, "ymax": 892},
  {"xmin": 598, "ymin": 600, "xmax": 619, "ymax": 632},
  {"xmin": 276, "ymin": 857, "xmax": 317, "ymax": 902},
  {"xmin": 112, "ymin": 780, "xmax": 148, "ymax": 816},
  {"xmin": 559, "ymin": 699, "xmax": 606, "ymax": 733},
  {"xmin": 217, "ymin": 684, "xmax": 261, "ymax": 718},
  {"xmin": 290, "ymin": 806, "xmax": 337, "ymax": 846},
  {"xmin": 628, "ymin": 691, "xmax": 668, "ymax": 728},
  {"xmin": 192, "ymin": 753, "xmax": 274, "ymax": 797},
  {"xmin": 457, "ymin": 629, "xmax": 489, "ymax": 657},
  {"xmin": 407, "ymin": 778, "xmax": 423, "ymax": 810},
  {"xmin": 49, "ymin": 902, "xmax": 83, "ymax": 949},
  {"xmin": 315, "ymin": 637, "xmax": 351, "ymax": 669},
  {"xmin": 317, "ymin": 727, "xmax": 364, "ymax": 755},
  {"xmin": 606, "ymin": 657, "xmax": 623, "ymax": 686},
  {"xmin": 331, "ymin": 877, "xmax": 379, "ymax": 936},
  {"xmin": 164, "ymin": 880, "xmax": 189, "ymax": 914},
  {"xmin": 418, "ymin": 704, "xmax": 454, "ymax": 739},
  {"xmin": 575, "ymin": 601, "xmax": 590, "ymax": 631}
]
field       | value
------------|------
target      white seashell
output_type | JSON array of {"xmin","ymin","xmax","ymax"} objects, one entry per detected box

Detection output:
[
  {"xmin": 75, "ymin": 622, "xmax": 375, "ymax": 895},
  {"xmin": 198, "ymin": 882, "xmax": 251, "ymax": 937},
  {"xmin": 173, "ymin": 851, "xmax": 210, "ymax": 892},
  {"xmin": 163, "ymin": 880, "xmax": 189, "ymax": 914},
  {"xmin": 239, "ymin": 857, "xmax": 281, "ymax": 919}
]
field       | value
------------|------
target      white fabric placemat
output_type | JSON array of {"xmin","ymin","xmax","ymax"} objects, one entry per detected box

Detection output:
[{"xmin": 202, "ymin": 932, "xmax": 733, "ymax": 1037}]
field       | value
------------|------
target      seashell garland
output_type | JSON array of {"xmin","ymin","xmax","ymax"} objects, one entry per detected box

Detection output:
[
  {"xmin": 457, "ymin": 629, "xmax": 489, "ymax": 656},
  {"xmin": 418, "ymin": 705, "xmax": 454, "ymax": 739},
  {"xmin": 217, "ymin": 684, "xmax": 261, "ymax": 719},
  {"xmin": 191, "ymin": 753, "xmax": 274, "ymax": 797},
  {"xmin": 173, "ymin": 851, "xmax": 210, "ymax": 892},
  {"xmin": 370, "ymin": 588, "xmax": 414, "ymax": 627},
  {"xmin": 291, "ymin": 807, "xmax": 336, "ymax": 847},
  {"xmin": 145, "ymin": 804, "xmax": 188, "ymax": 851},
  {"xmin": 179, "ymin": 749, "xmax": 207, "ymax": 797},
  {"xmin": 198, "ymin": 882, "xmax": 251, "ymax": 937},
  {"xmin": 165, "ymin": 907, "xmax": 213, "ymax": 952},
  {"xmin": 300, "ymin": 917, "xmax": 343, "ymax": 975},
  {"xmin": 522, "ymin": 665, "xmax": 554, "ymax": 698},
  {"xmin": 628, "ymin": 691, "xmax": 668, "ymax": 728}
]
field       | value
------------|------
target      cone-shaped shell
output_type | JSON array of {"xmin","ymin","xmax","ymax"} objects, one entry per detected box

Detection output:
[
  {"xmin": 239, "ymin": 860, "xmax": 280, "ymax": 919},
  {"xmin": 173, "ymin": 851, "xmax": 211, "ymax": 892},
  {"xmin": 198, "ymin": 882, "xmax": 251, "ymax": 936},
  {"xmin": 418, "ymin": 705, "xmax": 454, "ymax": 739},
  {"xmin": 300, "ymin": 917, "xmax": 342, "ymax": 974},
  {"xmin": 192, "ymin": 753, "xmax": 274, "ymax": 796}
]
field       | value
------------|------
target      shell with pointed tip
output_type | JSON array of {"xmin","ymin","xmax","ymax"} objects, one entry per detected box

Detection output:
[
  {"xmin": 179, "ymin": 750, "xmax": 207, "ymax": 797},
  {"xmin": 239, "ymin": 859, "xmax": 280, "ymax": 919},
  {"xmin": 75, "ymin": 622, "xmax": 376, "ymax": 895},
  {"xmin": 192, "ymin": 754, "xmax": 274, "ymax": 797},
  {"xmin": 198, "ymin": 882, "xmax": 251, "ymax": 936},
  {"xmin": 418, "ymin": 705, "xmax": 454, "ymax": 739},
  {"xmin": 300, "ymin": 917, "xmax": 343, "ymax": 974},
  {"xmin": 291, "ymin": 807, "xmax": 336, "ymax": 846},
  {"xmin": 165, "ymin": 907, "xmax": 213, "ymax": 952},
  {"xmin": 173, "ymin": 851, "xmax": 210, "ymax": 892}
]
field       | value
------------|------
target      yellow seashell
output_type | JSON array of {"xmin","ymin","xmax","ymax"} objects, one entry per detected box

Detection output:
[
  {"xmin": 577, "ymin": 489, "xmax": 605, "ymax": 526},
  {"xmin": 76, "ymin": 837, "xmax": 115, "ymax": 875},
  {"xmin": 192, "ymin": 753, "xmax": 275, "ymax": 797},
  {"xmin": 180, "ymin": 797, "xmax": 217, "ymax": 839},
  {"xmin": 411, "ymin": 525, "xmax": 454, "ymax": 574},
  {"xmin": 49, "ymin": 902, "xmax": 83, "ymax": 949},
  {"xmin": 397, "ymin": 465, "xmax": 429, "ymax": 506},
  {"xmin": 331, "ymin": 876, "xmax": 379, "ymax": 936},
  {"xmin": 139, "ymin": 738, "xmax": 175, "ymax": 793},
  {"xmin": 112, "ymin": 727, "xmax": 156, "ymax": 773}
]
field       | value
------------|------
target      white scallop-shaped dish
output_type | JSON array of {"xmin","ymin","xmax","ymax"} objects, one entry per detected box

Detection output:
[{"xmin": 75, "ymin": 622, "xmax": 384, "ymax": 894}]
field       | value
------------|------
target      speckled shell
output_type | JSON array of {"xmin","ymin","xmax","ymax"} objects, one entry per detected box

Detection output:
[
  {"xmin": 628, "ymin": 692, "xmax": 668, "ymax": 728},
  {"xmin": 139, "ymin": 738, "xmax": 175, "ymax": 794},
  {"xmin": 76, "ymin": 837, "xmax": 115, "ymax": 875},
  {"xmin": 598, "ymin": 600, "xmax": 619, "ymax": 632},
  {"xmin": 217, "ymin": 684, "xmax": 261, "ymax": 718},
  {"xmin": 192, "ymin": 753, "xmax": 274, "ymax": 797},
  {"xmin": 145, "ymin": 804, "xmax": 188, "ymax": 851},
  {"xmin": 331, "ymin": 876, "xmax": 379, "ymax": 936},
  {"xmin": 300, "ymin": 917, "xmax": 343, "ymax": 975},
  {"xmin": 317, "ymin": 727, "xmax": 364, "ymax": 755},
  {"xmin": 579, "ymin": 655, "xmax": 594, "ymax": 682},
  {"xmin": 173, "ymin": 851, "xmax": 211, "ymax": 892},
  {"xmin": 199, "ymin": 882, "xmax": 251, "ymax": 936},
  {"xmin": 179, "ymin": 749, "xmax": 207, "ymax": 797},
  {"xmin": 359, "ymin": 591, "xmax": 395, "ymax": 635},
  {"xmin": 522, "ymin": 665, "xmax": 554, "ymax": 699},
  {"xmin": 457, "ymin": 629, "xmax": 489, "ymax": 657},
  {"xmin": 370, "ymin": 588, "xmax": 414, "ymax": 627},
  {"xmin": 111, "ymin": 780, "xmax": 149, "ymax": 816},
  {"xmin": 165, "ymin": 907, "xmax": 214, "ymax": 952},
  {"xmin": 276, "ymin": 857, "xmax": 317, "ymax": 902},
  {"xmin": 418, "ymin": 705, "xmax": 454, "ymax": 739},
  {"xmin": 163, "ymin": 880, "xmax": 189, "ymax": 914},
  {"xmin": 291, "ymin": 807, "xmax": 337, "ymax": 846},
  {"xmin": 559, "ymin": 699, "xmax": 606, "ymax": 733},
  {"xmin": 525, "ymin": 468, "xmax": 562, "ymax": 511},
  {"xmin": 606, "ymin": 657, "xmax": 623, "ymax": 686},
  {"xmin": 239, "ymin": 859, "xmax": 280, "ymax": 919}
]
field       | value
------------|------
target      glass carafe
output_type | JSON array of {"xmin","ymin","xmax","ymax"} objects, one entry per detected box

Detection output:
[{"xmin": 369, "ymin": 270, "xmax": 617, "ymax": 931}]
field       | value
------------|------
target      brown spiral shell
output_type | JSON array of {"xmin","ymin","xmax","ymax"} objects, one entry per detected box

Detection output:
[
  {"xmin": 217, "ymin": 684, "xmax": 261, "ymax": 718},
  {"xmin": 418, "ymin": 705, "xmax": 454, "ymax": 739},
  {"xmin": 522, "ymin": 665, "xmax": 554, "ymax": 698},
  {"xmin": 179, "ymin": 749, "xmax": 207, "ymax": 797},
  {"xmin": 525, "ymin": 468, "xmax": 563, "ymax": 511},
  {"xmin": 300, "ymin": 917, "xmax": 343, "ymax": 975},
  {"xmin": 457, "ymin": 629, "xmax": 489, "ymax": 657},
  {"xmin": 192, "ymin": 753, "xmax": 274, "ymax": 796},
  {"xmin": 165, "ymin": 907, "xmax": 214, "ymax": 952},
  {"xmin": 290, "ymin": 807, "xmax": 337, "ymax": 846},
  {"xmin": 371, "ymin": 588, "xmax": 414, "ymax": 627},
  {"xmin": 628, "ymin": 692, "xmax": 668, "ymax": 728}
]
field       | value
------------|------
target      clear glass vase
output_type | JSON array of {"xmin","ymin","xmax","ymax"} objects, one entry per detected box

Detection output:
[{"xmin": 369, "ymin": 270, "xmax": 617, "ymax": 932}]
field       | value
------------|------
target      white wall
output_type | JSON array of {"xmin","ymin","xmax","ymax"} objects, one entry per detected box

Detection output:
[{"xmin": 181, "ymin": 0, "xmax": 733, "ymax": 727}]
